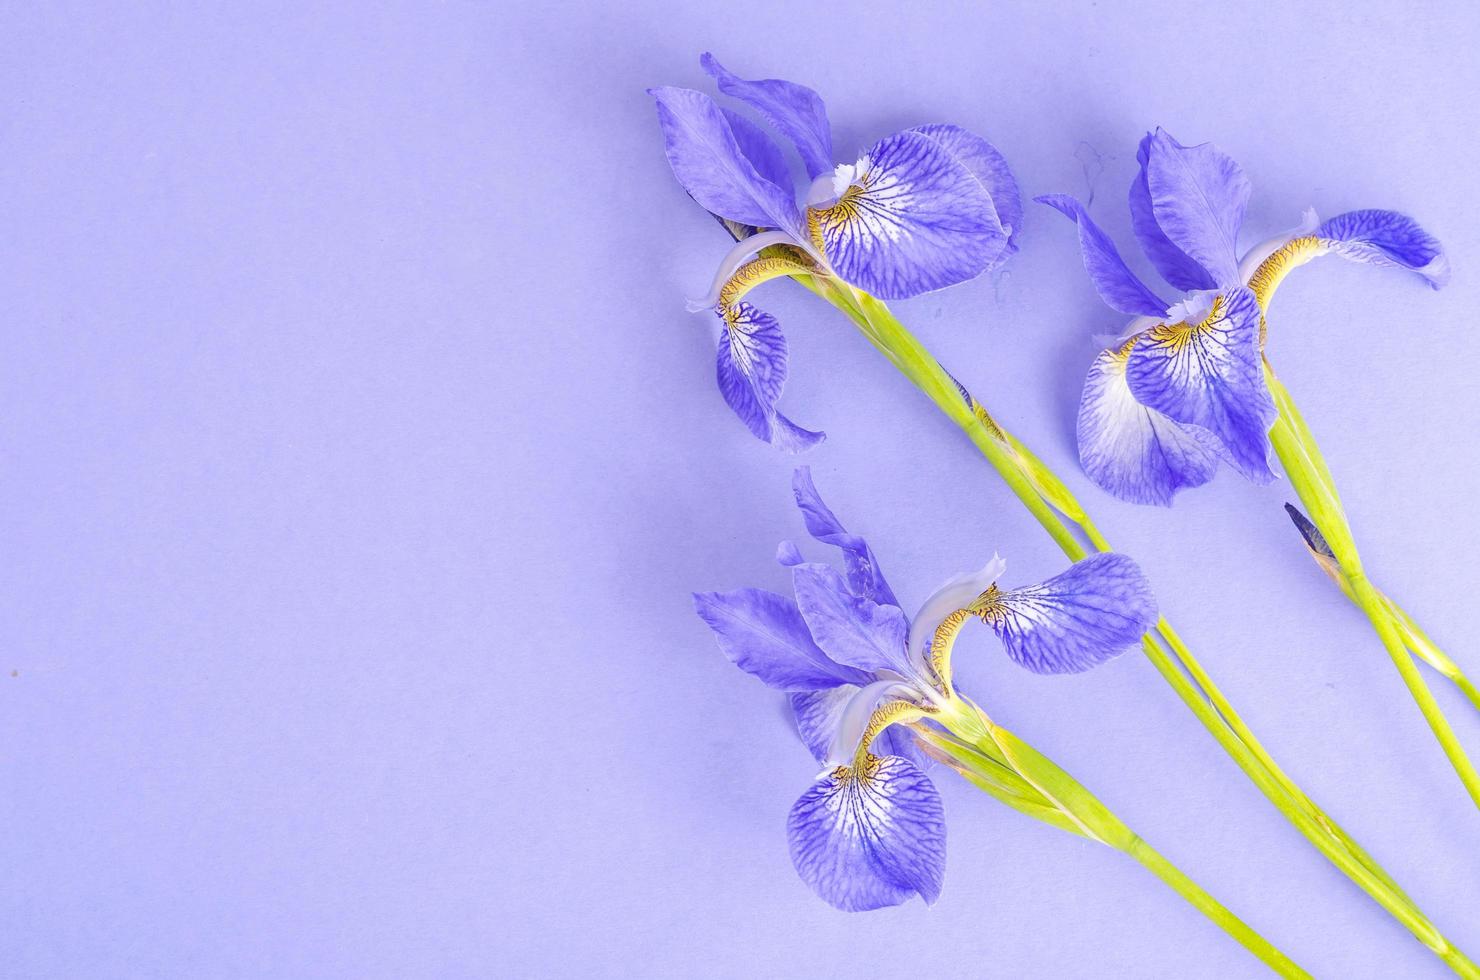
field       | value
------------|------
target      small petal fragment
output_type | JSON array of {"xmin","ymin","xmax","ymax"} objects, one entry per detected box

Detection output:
[
  {"xmin": 694, "ymin": 589, "xmax": 870, "ymax": 691},
  {"xmin": 812, "ymin": 130, "xmax": 1006, "ymax": 300},
  {"xmin": 792, "ymin": 563, "xmax": 911, "ymax": 676},
  {"xmin": 1129, "ymin": 133, "xmax": 1216, "ymax": 291},
  {"xmin": 791, "ymin": 467, "xmax": 898, "ymax": 605},
  {"xmin": 911, "ymin": 124, "xmax": 1022, "ymax": 258},
  {"xmin": 1318, "ymin": 209, "xmax": 1450, "ymax": 288},
  {"xmin": 985, "ymin": 553, "xmax": 1157, "ymax": 674},
  {"xmin": 1143, "ymin": 128, "xmax": 1250, "ymax": 286},
  {"xmin": 1125, "ymin": 287, "xmax": 1277, "ymax": 484},
  {"xmin": 1077, "ymin": 345, "xmax": 1224, "ymax": 505},
  {"xmin": 1036, "ymin": 194, "xmax": 1168, "ymax": 317},
  {"xmin": 701, "ymin": 53, "xmax": 834, "ymax": 180},
  {"xmin": 715, "ymin": 303, "xmax": 825, "ymax": 453},
  {"xmin": 788, "ymin": 755, "xmax": 946, "ymax": 911},
  {"xmin": 650, "ymin": 86, "xmax": 801, "ymax": 234}
]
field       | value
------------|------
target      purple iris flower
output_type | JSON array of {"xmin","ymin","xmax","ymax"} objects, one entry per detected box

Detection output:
[
  {"xmin": 1037, "ymin": 129, "xmax": 1449, "ymax": 505},
  {"xmin": 693, "ymin": 467, "xmax": 1156, "ymax": 911},
  {"xmin": 651, "ymin": 55, "xmax": 1021, "ymax": 452}
]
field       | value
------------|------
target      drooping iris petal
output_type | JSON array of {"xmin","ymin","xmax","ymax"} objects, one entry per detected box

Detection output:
[
  {"xmin": 1077, "ymin": 344, "xmax": 1224, "ymax": 505},
  {"xmin": 788, "ymin": 755, "xmax": 946, "ymax": 911},
  {"xmin": 791, "ymin": 689, "xmax": 928, "ymax": 768},
  {"xmin": 700, "ymin": 53, "xmax": 833, "ymax": 180},
  {"xmin": 810, "ymin": 130, "xmax": 1006, "ymax": 300},
  {"xmin": 694, "ymin": 589, "xmax": 871, "ymax": 691},
  {"xmin": 791, "ymin": 466, "xmax": 898, "ymax": 605},
  {"xmin": 715, "ymin": 303, "xmax": 826, "ymax": 453},
  {"xmin": 984, "ymin": 553, "xmax": 1157, "ymax": 674},
  {"xmin": 910, "ymin": 124, "xmax": 1022, "ymax": 258},
  {"xmin": 721, "ymin": 107, "xmax": 794, "ymax": 198},
  {"xmin": 1143, "ymin": 128, "xmax": 1250, "ymax": 286},
  {"xmin": 906, "ymin": 556, "xmax": 1007, "ymax": 667},
  {"xmin": 1035, "ymin": 194, "xmax": 1167, "ymax": 317},
  {"xmin": 650, "ymin": 86, "xmax": 801, "ymax": 235},
  {"xmin": 792, "ymin": 563, "xmax": 911, "ymax": 676},
  {"xmin": 1124, "ymin": 287, "xmax": 1277, "ymax": 484},
  {"xmin": 1129, "ymin": 133, "xmax": 1216, "ymax": 291},
  {"xmin": 1317, "ymin": 209, "xmax": 1450, "ymax": 288}
]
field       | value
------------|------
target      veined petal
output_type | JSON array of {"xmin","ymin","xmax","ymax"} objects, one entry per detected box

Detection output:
[
  {"xmin": 907, "ymin": 556, "xmax": 1007, "ymax": 668},
  {"xmin": 1317, "ymin": 209, "xmax": 1450, "ymax": 288},
  {"xmin": 810, "ymin": 130, "xmax": 1006, "ymax": 300},
  {"xmin": 715, "ymin": 303, "xmax": 826, "ymax": 453},
  {"xmin": 1125, "ymin": 287, "xmax": 1277, "ymax": 484},
  {"xmin": 650, "ymin": 86, "xmax": 801, "ymax": 235},
  {"xmin": 1036, "ymin": 194, "xmax": 1167, "ymax": 317},
  {"xmin": 791, "ymin": 467, "xmax": 898, "ymax": 606},
  {"xmin": 788, "ymin": 755, "xmax": 946, "ymax": 911},
  {"xmin": 1129, "ymin": 133, "xmax": 1216, "ymax": 291},
  {"xmin": 1077, "ymin": 344, "xmax": 1224, "ymax": 505},
  {"xmin": 982, "ymin": 553, "xmax": 1157, "ymax": 674},
  {"xmin": 721, "ymin": 107, "xmax": 793, "ymax": 198},
  {"xmin": 694, "ymin": 589, "xmax": 871, "ymax": 691},
  {"xmin": 701, "ymin": 53, "xmax": 833, "ymax": 180},
  {"xmin": 791, "ymin": 688, "xmax": 927, "ymax": 767},
  {"xmin": 910, "ymin": 124, "xmax": 1022, "ymax": 258},
  {"xmin": 792, "ymin": 563, "xmax": 912, "ymax": 676},
  {"xmin": 1143, "ymin": 128, "xmax": 1250, "ymax": 286}
]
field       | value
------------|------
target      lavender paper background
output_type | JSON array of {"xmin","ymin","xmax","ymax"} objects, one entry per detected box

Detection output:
[{"xmin": 5, "ymin": 2, "xmax": 1480, "ymax": 977}]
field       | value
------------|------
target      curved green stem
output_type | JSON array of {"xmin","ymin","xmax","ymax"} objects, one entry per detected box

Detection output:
[{"xmin": 798, "ymin": 277, "xmax": 1476, "ymax": 975}]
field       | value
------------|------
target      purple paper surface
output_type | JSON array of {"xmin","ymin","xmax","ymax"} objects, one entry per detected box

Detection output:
[{"xmin": 4, "ymin": 2, "xmax": 1479, "ymax": 977}]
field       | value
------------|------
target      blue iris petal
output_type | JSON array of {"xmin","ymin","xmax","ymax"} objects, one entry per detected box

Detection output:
[
  {"xmin": 791, "ymin": 562, "xmax": 912, "ymax": 676},
  {"xmin": 1036, "ymin": 194, "xmax": 1168, "ymax": 317},
  {"xmin": 788, "ymin": 755, "xmax": 946, "ymax": 911},
  {"xmin": 814, "ymin": 130, "xmax": 1007, "ymax": 301},
  {"xmin": 988, "ymin": 553, "xmax": 1157, "ymax": 674},
  {"xmin": 1077, "ymin": 346, "xmax": 1224, "ymax": 505},
  {"xmin": 1318, "ymin": 209, "xmax": 1451, "ymax": 289},
  {"xmin": 910, "ymin": 124, "xmax": 1023, "ymax": 259},
  {"xmin": 714, "ymin": 303, "xmax": 825, "ymax": 453},
  {"xmin": 721, "ymin": 107, "xmax": 794, "ymax": 199},
  {"xmin": 1129, "ymin": 133, "xmax": 1217, "ymax": 291},
  {"xmin": 1142, "ymin": 128, "xmax": 1250, "ymax": 286},
  {"xmin": 790, "ymin": 688, "xmax": 929, "ymax": 768},
  {"xmin": 701, "ymin": 53, "xmax": 834, "ymax": 181},
  {"xmin": 650, "ymin": 86, "xmax": 802, "ymax": 236},
  {"xmin": 1124, "ymin": 287, "xmax": 1277, "ymax": 484},
  {"xmin": 790, "ymin": 466, "xmax": 898, "ymax": 606},
  {"xmin": 693, "ymin": 589, "xmax": 871, "ymax": 691}
]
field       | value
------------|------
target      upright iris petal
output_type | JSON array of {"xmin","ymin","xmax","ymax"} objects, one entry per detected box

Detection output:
[
  {"xmin": 693, "ymin": 588, "xmax": 871, "ymax": 691},
  {"xmin": 792, "ymin": 562, "xmax": 913, "ymax": 676},
  {"xmin": 1077, "ymin": 344, "xmax": 1224, "ymax": 505},
  {"xmin": 810, "ymin": 130, "xmax": 1007, "ymax": 300},
  {"xmin": 650, "ymin": 86, "xmax": 802, "ymax": 236},
  {"xmin": 1317, "ymin": 209, "xmax": 1450, "ymax": 288},
  {"xmin": 1124, "ymin": 287, "xmax": 1277, "ymax": 484},
  {"xmin": 1143, "ymin": 128, "xmax": 1250, "ymax": 286},
  {"xmin": 1128, "ymin": 133, "xmax": 1217, "ymax": 291},
  {"xmin": 980, "ymin": 553, "xmax": 1157, "ymax": 674},
  {"xmin": 720, "ymin": 107, "xmax": 794, "ymax": 197},
  {"xmin": 788, "ymin": 755, "xmax": 946, "ymax": 911},
  {"xmin": 791, "ymin": 467, "xmax": 898, "ymax": 605},
  {"xmin": 701, "ymin": 53, "xmax": 834, "ymax": 180},
  {"xmin": 715, "ymin": 302, "xmax": 825, "ymax": 453},
  {"xmin": 1036, "ymin": 194, "xmax": 1168, "ymax": 317}
]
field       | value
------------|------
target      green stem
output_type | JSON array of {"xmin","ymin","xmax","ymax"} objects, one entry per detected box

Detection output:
[
  {"xmin": 800, "ymin": 278, "xmax": 1476, "ymax": 975},
  {"xmin": 1265, "ymin": 371, "xmax": 1480, "ymax": 810},
  {"xmin": 1384, "ymin": 598, "xmax": 1480, "ymax": 712}
]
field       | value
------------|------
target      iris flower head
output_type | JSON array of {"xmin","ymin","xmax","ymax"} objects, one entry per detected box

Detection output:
[
  {"xmin": 651, "ymin": 55, "xmax": 1022, "ymax": 452},
  {"xmin": 1038, "ymin": 129, "xmax": 1449, "ymax": 505},
  {"xmin": 693, "ymin": 468, "xmax": 1157, "ymax": 911}
]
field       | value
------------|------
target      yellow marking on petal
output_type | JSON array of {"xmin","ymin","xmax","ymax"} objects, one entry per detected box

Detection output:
[
  {"xmin": 851, "ymin": 701, "xmax": 931, "ymax": 770},
  {"xmin": 717, "ymin": 255, "xmax": 816, "ymax": 310},
  {"xmin": 970, "ymin": 584, "xmax": 1007, "ymax": 626},
  {"xmin": 927, "ymin": 608, "xmax": 974, "ymax": 696},
  {"xmin": 1143, "ymin": 293, "xmax": 1228, "ymax": 353},
  {"xmin": 1246, "ymin": 235, "xmax": 1326, "ymax": 347}
]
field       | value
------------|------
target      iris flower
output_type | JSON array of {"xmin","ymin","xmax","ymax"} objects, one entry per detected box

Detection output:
[
  {"xmin": 1037, "ymin": 128, "xmax": 1448, "ymax": 505},
  {"xmin": 1041, "ymin": 134, "xmax": 1480, "ymax": 813},
  {"xmin": 650, "ymin": 54, "xmax": 1019, "ymax": 451}
]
